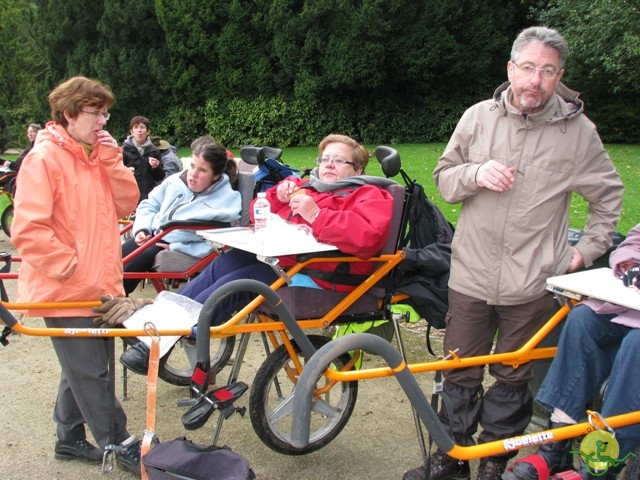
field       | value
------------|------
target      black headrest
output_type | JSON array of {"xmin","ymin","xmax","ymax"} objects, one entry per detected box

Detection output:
[
  {"xmin": 240, "ymin": 146, "xmax": 283, "ymax": 166},
  {"xmin": 374, "ymin": 146, "xmax": 401, "ymax": 178}
]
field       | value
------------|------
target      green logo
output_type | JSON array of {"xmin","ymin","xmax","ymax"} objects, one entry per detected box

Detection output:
[{"xmin": 572, "ymin": 430, "xmax": 636, "ymax": 476}]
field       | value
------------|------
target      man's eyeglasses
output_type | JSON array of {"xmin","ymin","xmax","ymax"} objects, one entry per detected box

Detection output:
[
  {"xmin": 81, "ymin": 110, "xmax": 111, "ymax": 121},
  {"xmin": 316, "ymin": 156, "xmax": 356, "ymax": 167},
  {"xmin": 512, "ymin": 62, "xmax": 560, "ymax": 80}
]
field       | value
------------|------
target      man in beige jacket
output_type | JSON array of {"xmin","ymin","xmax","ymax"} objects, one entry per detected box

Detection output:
[{"xmin": 403, "ymin": 26, "xmax": 624, "ymax": 480}]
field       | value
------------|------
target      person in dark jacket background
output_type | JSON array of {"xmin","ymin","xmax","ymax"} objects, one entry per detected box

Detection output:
[
  {"xmin": 3, "ymin": 123, "xmax": 43, "ymax": 173},
  {"xmin": 122, "ymin": 116, "xmax": 164, "ymax": 203}
]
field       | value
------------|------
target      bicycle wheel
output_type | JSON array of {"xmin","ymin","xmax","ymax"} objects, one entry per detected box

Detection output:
[
  {"xmin": 249, "ymin": 334, "xmax": 358, "ymax": 455},
  {"xmin": 1, "ymin": 204, "xmax": 13, "ymax": 237},
  {"xmin": 158, "ymin": 334, "xmax": 235, "ymax": 386}
]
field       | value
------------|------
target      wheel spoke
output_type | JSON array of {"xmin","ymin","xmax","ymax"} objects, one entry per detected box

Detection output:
[
  {"xmin": 310, "ymin": 395, "xmax": 339, "ymax": 418},
  {"xmin": 267, "ymin": 392, "xmax": 294, "ymax": 424}
]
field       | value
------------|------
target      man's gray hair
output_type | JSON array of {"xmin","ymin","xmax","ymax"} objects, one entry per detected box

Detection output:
[{"xmin": 511, "ymin": 26, "xmax": 568, "ymax": 69}]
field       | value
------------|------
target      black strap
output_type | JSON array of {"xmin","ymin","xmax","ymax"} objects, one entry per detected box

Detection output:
[
  {"xmin": 426, "ymin": 325, "xmax": 437, "ymax": 356},
  {"xmin": 0, "ymin": 253, "xmax": 12, "ymax": 346},
  {"xmin": 0, "ymin": 252, "xmax": 11, "ymax": 303},
  {"xmin": 422, "ymin": 368, "xmax": 443, "ymax": 478},
  {"xmin": 299, "ymin": 267, "xmax": 369, "ymax": 286}
]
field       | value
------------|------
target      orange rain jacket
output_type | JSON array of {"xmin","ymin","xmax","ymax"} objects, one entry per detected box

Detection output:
[{"xmin": 12, "ymin": 121, "xmax": 139, "ymax": 317}]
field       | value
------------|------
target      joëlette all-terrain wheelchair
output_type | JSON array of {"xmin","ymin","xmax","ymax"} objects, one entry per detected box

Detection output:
[{"xmin": 183, "ymin": 150, "xmax": 639, "ymax": 480}]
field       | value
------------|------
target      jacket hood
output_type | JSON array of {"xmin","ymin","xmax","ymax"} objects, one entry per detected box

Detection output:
[
  {"xmin": 37, "ymin": 121, "xmax": 95, "ymax": 166},
  {"xmin": 493, "ymin": 81, "xmax": 584, "ymax": 125}
]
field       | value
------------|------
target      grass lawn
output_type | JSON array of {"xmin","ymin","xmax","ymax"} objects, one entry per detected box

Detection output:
[
  {"xmin": 4, "ymin": 143, "xmax": 636, "ymax": 234},
  {"xmin": 223, "ymin": 143, "xmax": 638, "ymax": 235}
]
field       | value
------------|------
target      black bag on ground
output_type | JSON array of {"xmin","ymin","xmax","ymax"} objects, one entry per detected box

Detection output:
[{"xmin": 142, "ymin": 437, "xmax": 255, "ymax": 480}]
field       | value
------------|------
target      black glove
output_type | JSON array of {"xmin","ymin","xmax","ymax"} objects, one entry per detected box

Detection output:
[{"xmin": 91, "ymin": 295, "xmax": 153, "ymax": 327}]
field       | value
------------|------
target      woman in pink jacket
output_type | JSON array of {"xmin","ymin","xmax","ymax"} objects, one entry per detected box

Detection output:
[{"xmin": 11, "ymin": 77, "xmax": 142, "ymax": 477}]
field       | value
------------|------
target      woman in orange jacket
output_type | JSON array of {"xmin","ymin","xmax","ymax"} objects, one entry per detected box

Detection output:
[{"xmin": 11, "ymin": 77, "xmax": 142, "ymax": 477}]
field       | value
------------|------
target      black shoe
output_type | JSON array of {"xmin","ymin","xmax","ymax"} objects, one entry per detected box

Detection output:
[
  {"xmin": 120, "ymin": 342, "xmax": 150, "ymax": 375},
  {"xmin": 403, "ymin": 449, "xmax": 470, "ymax": 480},
  {"xmin": 117, "ymin": 437, "xmax": 141, "ymax": 478},
  {"xmin": 54, "ymin": 438, "xmax": 103, "ymax": 463},
  {"xmin": 476, "ymin": 456, "xmax": 508, "ymax": 480}
]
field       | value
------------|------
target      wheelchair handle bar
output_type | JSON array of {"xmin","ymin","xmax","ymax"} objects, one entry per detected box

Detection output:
[
  {"xmin": 196, "ymin": 278, "xmax": 315, "ymax": 364},
  {"xmin": 290, "ymin": 332, "xmax": 454, "ymax": 451}
]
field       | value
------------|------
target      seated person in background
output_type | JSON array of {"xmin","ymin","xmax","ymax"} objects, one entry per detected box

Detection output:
[
  {"xmin": 106, "ymin": 133, "xmax": 396, "ymax": 374},
  {"xmin": 505, "ymin": 224, "xmax": 640, "ymax": 480},
  {"xmin": 3, "ymin": 123, "xmax": 43, "ymax": 173},
  {"xmin": 151, "ymin": 136, "xmax": 183, "ymax": 179},
  {"xmin": 122, "ymin": 115, "xmax": 164, "ymax": 202},
  {"xmin": 121, "ymin": 136, "xmax": 242, "ymax": 295}
]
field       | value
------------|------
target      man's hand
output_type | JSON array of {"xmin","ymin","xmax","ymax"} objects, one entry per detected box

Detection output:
[
  {"xmin": 567, "ymin": 248, "xmax": 584, "ymax": 272},
  {"xmin": 475, "ymin": 161, "xmax": 516, "ymax": 192},
  {"xmin": 91, "ymin": 296, "xmax": 153, "ymax": 327}
]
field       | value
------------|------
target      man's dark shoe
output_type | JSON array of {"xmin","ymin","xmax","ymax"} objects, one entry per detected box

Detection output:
[
  {"xmin": 117, "ymin": 437, "xmax": 141, "ymax": 478},
  {"xmin": 54, "ymin": 438, "xmax": 103, "ymax": 463},
  {"xmin": 403, "ymin": 449, "xmax": 470, "ymax": 480},
  {"xmin": 120, "ymin": 342, "xmax": 150, "ymax": 375},
  {"xmin": 477, "ymin": 456, "xmax": 508, "ymax": 480}
]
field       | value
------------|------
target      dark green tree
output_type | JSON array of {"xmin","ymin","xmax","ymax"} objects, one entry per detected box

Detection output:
[
  {"xmin": 534, "ymin": 0, "xmax": 640, "ymax": 141},
  {"xmin": 0, "ymin": 0, "xmax": 49, "ymax": 148},
  {"xmin": 93, "ymin": 0, "xmax": 170, "ymax": 141}
]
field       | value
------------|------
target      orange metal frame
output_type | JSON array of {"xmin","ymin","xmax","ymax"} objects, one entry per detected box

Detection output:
[{"xmin": 3, "ymin": 247, "xmax": 640, "ymax": 462}]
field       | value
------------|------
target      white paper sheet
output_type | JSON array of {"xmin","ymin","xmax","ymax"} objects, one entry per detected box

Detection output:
[
  {"xmin": 122, "ymin": 291, "xmax": 202, "ymax": 357},
  {"xmin": 546, "ymin": 268, "xmax": 640, "ymax": 312},
  {"xmin": 198, "ymin": 220, "xmax": 337, "ymax": 257}
]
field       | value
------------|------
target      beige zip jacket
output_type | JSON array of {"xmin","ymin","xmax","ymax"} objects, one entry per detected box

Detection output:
[{"xmin": 434, "ymin": 82, "xmax": 624, "ymax": 305}]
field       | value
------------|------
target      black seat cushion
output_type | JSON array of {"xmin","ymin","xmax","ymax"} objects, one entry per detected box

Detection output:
[{"xmin": 259, "ymin": 286, "xmax": 378, "ymax": 319}]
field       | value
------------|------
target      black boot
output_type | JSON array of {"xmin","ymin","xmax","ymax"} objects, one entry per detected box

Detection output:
[
  {"xmin": 403, "ymin": 449, "xmax": 471, "ymax": 480},
  {"xmin": 476, "ymin": 455, "xmax": 508, "ymax": 480},
  {"xmin": 502, "ymin": 422, "xmax": 574, "ymax": 480}
]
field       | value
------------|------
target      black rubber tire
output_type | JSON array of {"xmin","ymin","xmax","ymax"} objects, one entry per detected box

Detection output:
[
  {"xmin": 158, "ymin": 334, "xmax": 235, "ymax": 386},
  {"xmin": 1, "ymin": 204, "xmax": 13, "ymax": 237},
  {"xmin": 249, "ymin": 334, "xmax": 358, "ymax": 455}
]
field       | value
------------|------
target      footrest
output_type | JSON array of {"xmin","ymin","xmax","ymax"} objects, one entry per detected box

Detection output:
[
  {"xmin": 181, "ymin": 381, "xmax": 248, "ymax": 430},
  {"xmin": 503, "ymin": 454, "xmax": 550, "ymax": 480}
]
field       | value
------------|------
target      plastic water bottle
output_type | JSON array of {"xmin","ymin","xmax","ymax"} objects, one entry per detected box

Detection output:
[{"xmin": 253, "ymin": 192, "xmax": 270, "ymax": 230}]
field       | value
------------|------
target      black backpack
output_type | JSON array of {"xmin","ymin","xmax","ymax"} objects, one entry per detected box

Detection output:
[
  {"xmin": 385, "ymin": 173, "xmax": 455, "ymax": 331},
  {"xmin": 402, "ymin": 178, "xmax": 454, "ymax": 248}
]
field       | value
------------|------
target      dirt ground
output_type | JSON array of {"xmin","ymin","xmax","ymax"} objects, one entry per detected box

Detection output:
[{"xmin": 0, "ymin": 232, "xmax": 564, "ymax": 480}]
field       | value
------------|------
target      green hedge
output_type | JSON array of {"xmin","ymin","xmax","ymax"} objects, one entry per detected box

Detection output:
[{"xmin": 201, "ymin": 95, "xmax": 467, "ymax": 148}]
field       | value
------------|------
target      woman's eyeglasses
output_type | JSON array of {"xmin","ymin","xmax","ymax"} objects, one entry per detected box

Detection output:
[
  {"xmin": 81, "ymin": 110, "xmax": 111, "ymax": 121},
  {"xmin": 316, "ymin": 156, "xmax": 355, "ymax": 167}
]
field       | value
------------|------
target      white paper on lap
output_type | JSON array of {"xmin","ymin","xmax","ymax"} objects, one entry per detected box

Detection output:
[
  {"xmin": 122, "ymin": 291, "xmax": 202, "ymax": 357},
  {"xmin": 546, "ymin": 267, "xmax": 640, "ymax": 312},
  {"xmin": 198, "ymin": 219, "xmax": 337, "ymax": 257}
]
